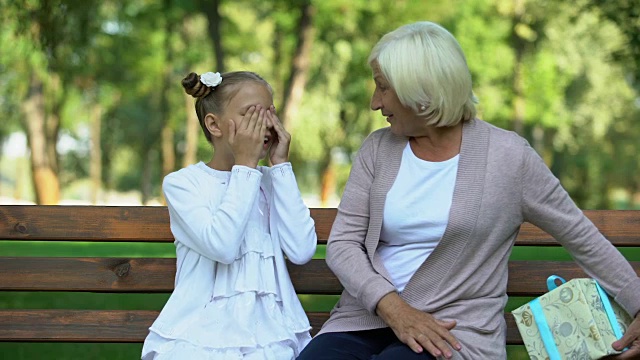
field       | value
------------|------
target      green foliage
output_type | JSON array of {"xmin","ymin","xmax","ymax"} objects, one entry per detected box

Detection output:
[
  {"xmin": 0, "ymin": 0, "xmax": 639, "ymax": 207},
  {"xmin": 453, "ymin": 0, "xmax": 516, "ymax": 128},
  {"xmin": 588, "ymin": 0, "xmax": 640, "ymax": 91}
]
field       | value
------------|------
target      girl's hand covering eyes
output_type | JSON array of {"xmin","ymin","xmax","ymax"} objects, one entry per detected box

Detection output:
[
  {"xmin": 228, "ymin": 105, "xmax": 267, "ymax": 168},
  {"xmin": 267, "ymin": 105, "xmax": 291, "ymax": 165}
]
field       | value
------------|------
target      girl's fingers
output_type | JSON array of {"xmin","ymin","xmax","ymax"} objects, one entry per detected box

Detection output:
[
  {"xmin": 267, "ymin": 110, "xmax": 278, "ymax": 133},
  {"xmin": 271, "ymin": 110, "xmax": 283, "ymax": 128},
  {"xmin": 266, "ymin": 110, "xmax": 275, "ymax": 128},
  {"xmin": 253, "ymin": 107, "xmax": 265, "ymax": 132},
  {"xmin": 269, "ymin": 110, "xmax": 290, "ymax": 141},
  {"xmin": 258, "ymin": 108, "xmax": 266, "ymax": 134},
  {"xmin": 247, "ymin": 105, "xmax": 260, "ymax": 130},
  {"xmin": 266, "ymin": 106, "xmax": 284, "ymax": 130},
  {"xmin": 240, "ymin": 106, "xmax": 256, "ymax": 130}
]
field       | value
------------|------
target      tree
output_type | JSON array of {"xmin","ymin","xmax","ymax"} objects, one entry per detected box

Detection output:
[
  {"xmin": 279, "ymin": 0, "xmax": 316, "ymax": 129},
  {"xmin": 1, "ymin": 1, "xmax": 98, "ymax": 204},
  {"xmin": 200, "ymin": 0, "xmax": 225, "ymax": 72}
]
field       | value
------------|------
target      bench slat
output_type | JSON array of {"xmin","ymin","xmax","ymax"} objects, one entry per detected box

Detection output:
[
  {"xmin": 517, "ymin": 209, "xmax": 640, "ymax": 246},
  {"xmin": 0, "ymin": 206, "xmax": 335, "ymax": 243},
  {"xmin": 2, "ymin": 206, "xmax": 640, "ymax": 246},
  {"xmin": 1, "ymin": 257, "xmax": 638, "ymax": 296},
  {"xmin": 0, "ymin": 310, "xmax": 157, "ymax": 342},
  {"xmin": 0, "ymin": 258, "xmax": 341, "ymax": 295},
  {"xmin": 0, "ymin": 310, "xmax": 524, "ymax": 344},
  {"xmin": 0, "ymin": 206, "xmax": 174, "ymax": 242}
]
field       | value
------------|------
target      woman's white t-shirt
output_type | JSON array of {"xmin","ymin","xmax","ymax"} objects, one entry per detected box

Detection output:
[{"xmin": 377, "ymin": 142, "xmax": 459, "ymax": 292}]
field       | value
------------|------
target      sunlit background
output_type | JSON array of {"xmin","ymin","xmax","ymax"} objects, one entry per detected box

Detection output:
[{"xmin": 1, "ymin": 0, "xmax": 639, "ymax": 209}]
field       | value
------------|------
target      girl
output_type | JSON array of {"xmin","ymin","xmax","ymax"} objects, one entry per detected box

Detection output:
[{"xmin": 141, "ymin": 71, "xmax": 317, "ymax": 359}]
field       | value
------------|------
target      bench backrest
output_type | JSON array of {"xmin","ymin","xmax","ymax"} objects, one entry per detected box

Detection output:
[{"xmin": 0, "ymin": 205, "xmax": 639, "ymax": 343}]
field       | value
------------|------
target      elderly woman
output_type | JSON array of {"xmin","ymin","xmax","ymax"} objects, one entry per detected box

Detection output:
[{"xmin": 297, "ymin": 21, "xmax": 640, "ymax": 359}]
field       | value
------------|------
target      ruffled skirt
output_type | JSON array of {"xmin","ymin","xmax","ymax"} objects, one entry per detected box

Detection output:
[{"xmin": 143, "ymin": 228, "xmax": 311, "ymax": 359}]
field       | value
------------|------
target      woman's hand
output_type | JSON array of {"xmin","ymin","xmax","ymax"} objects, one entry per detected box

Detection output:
[
  {"xmin": 376, "ymin": 292, "xmax": 461, "ymax": 359},
  {"xmin": 602, "ymin": 314, "xmax": 640, "ymax": 359},
  {"xmin": 266, "ymin": 105, "xmax": 291, "ymax": 165},
  {"xmin": 229, "ymin": 105, "xmax": 266, "ymax": 168}
]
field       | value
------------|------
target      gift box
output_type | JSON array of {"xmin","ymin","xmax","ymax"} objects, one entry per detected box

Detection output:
[{"xmin": 512, "ymin": 275, "xmax": 633, "ymax": 360}]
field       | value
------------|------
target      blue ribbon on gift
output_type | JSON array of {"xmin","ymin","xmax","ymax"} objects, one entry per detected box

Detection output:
[{"xmin": 528, "ymin": 275, "xmax": 625, "ymax": 360}]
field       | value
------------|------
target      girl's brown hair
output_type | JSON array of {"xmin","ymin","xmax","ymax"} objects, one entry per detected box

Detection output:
[{"xmin": 181, "ymin": 71, "xmax": 272, "ymax": 142}]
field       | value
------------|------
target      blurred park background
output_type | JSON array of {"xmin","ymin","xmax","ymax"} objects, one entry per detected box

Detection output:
[
  {"xmin": 1, "ymin": 0, "xmax": 639, "ymax": 209},
  {"xmin": 1, "ymin": 0, "xmax": 639, "ymax": 358}
]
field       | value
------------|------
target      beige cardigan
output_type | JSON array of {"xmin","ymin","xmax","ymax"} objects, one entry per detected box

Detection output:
[{"xmin": 320, "ymin": 119, "xmax": 640, "ymax": 359}]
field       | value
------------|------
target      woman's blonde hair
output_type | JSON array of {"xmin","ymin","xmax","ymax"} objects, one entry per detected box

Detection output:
[{"xmin": 368, "ymin": 21, "xmax": 478, "ymax": 127}]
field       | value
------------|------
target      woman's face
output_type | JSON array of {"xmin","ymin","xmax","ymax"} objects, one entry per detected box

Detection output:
[{"xmin": 370, "ymin": 61, "xmax": 424, "ymax": 137}]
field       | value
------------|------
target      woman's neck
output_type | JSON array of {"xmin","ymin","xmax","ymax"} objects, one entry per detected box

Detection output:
[{"xmin": 409, "ymin": 122, "xmax": 463, "ymax": 162}]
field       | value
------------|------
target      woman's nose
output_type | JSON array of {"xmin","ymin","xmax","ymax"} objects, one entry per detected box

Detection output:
[{"xmin": 371, "ymin": 92, "xmax": 381, "ymax": 111}]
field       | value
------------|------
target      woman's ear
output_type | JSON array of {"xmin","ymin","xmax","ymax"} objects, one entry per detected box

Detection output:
[{"xmin": 204, "ymin": 113, "xmax": 223, "ymax": 138}]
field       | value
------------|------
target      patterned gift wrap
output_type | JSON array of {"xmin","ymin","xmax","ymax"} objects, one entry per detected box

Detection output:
[{"xmin": 512, "ymin": 276, "xmax": 633, "ymax": 360}]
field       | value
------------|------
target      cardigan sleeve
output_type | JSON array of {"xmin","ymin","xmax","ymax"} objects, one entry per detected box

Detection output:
[
  {"xmin": 269, "ymin": 162, "xmax": 317, "ymax": 265},
  {"xmin": 326, "ymin": 133, "xmax": 397, "ymax": 314},
  {"xmin": 163, "ymin": 165, "xmax": 262, "ymax": 264},
  {"xmin": 521, "ymin": 143, "xmax": 640, "ymax": 317}
]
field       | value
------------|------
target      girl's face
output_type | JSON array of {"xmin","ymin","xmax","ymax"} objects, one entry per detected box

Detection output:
[
  {"xmin": 218, "ymin": 82, "xmax": 275, "ymax": 159},
  {"xmin": 370, "ymin": 61, "xmax": 425, "ymax": 137}
]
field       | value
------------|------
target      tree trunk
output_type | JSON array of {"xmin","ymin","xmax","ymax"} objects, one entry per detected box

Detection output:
[
  {"xmin": 46, "ymin": 75, "xmax": 63, "ymax": 175},
  {"xmin": 632, "ymin": 183, "xmax": 640, "ymax": 209},
  {"xmin": 183, "ymin": 93, "xmax": 199, "ymax": 167},
  {"xmin": 89, "ymin": 101, "xmax": 102, "ymax": 204},
  {"xmin": 161, "ymin": 0, "xmax": 176, "ymax": 178},
  {"xmin": 180, "ymin": 17, "xmax": 201, "ymax": 168},
  {"xmin": 320, "ymin": 156, "xmax": 336, "ymax": 207},
  {"xmin": 140, "ymin": 149, "xmax": 155, "ymax": 205},
  {"xmin": 21, "ymin": 75, "xmax": 60, "ymax": 205},
  {"xmin": 46, "ymin": 114, "xmax": 60, "ymax": 175},
  {"xmin": 272, "ymin": 21, "xmax": 284, "ymax": 104},
  {"xmin": 201, "ymin": 0, "xmax": 225, "ymax": 72},
  {"xmin": 281, "ymin": 2, "xmax": 316, "ymax": 129},
  {"xmin": 162, "ymin": 126, "xmax": 175, "ymax": 177},
  {"xmin": 14, "ymin": 159, "xmax": 25, "ymax": 201}
]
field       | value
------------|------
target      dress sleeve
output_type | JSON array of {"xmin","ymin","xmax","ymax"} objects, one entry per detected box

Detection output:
[
  {"xmin": 269, "ymin": 162, "xmax": 317, "ymax": 265},
  {"xmin": 326, "ymin": 134, "xmax": 396, "ymax": 314},
  {"xmin": 163, "ymin": 165, "xmax": 262, "ymax": 264},
  {"xmin": 521, "ymin": 143, "xmax": 640, "ymax": 317}
]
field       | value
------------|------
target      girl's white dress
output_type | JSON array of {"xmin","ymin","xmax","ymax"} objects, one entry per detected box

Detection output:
[{"xmin": 141, "ymin": 162, "xmax": 317, "ymax": 359}]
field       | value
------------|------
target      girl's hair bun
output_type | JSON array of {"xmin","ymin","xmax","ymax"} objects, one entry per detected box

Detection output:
[{"xmin": 181, "ymin": 72, "xmax": 211, "ymax": 98}]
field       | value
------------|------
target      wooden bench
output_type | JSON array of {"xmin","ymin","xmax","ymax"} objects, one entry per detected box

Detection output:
[{"xmin": 0, "ymin": 205, "xmax": 639, "ymax": 347}]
